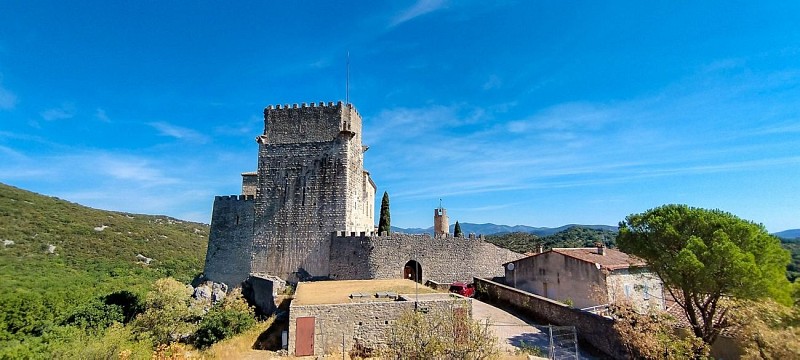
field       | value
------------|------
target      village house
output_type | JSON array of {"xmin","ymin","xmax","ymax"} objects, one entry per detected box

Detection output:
[{"xmin": 503, "ymin": 244, "xmax": 664, "ymax": 311}]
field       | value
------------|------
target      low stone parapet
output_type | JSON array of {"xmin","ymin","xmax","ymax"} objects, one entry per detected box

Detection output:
[{"xmin": 473, "ymin": 277, "xmax": 627, "ymax": 359}]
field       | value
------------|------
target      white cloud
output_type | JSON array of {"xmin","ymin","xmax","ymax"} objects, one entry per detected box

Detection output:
[
  {"xmin": 95, "ymin": 108, "xmax": 110, "ymax": 122},
  {"xmin": 0, "ymin": 85, "xmax": 17, "ymax": 110},
  {"xmin": 149, "ymin": 122, "xmax": 209, "ymax": 143},
  {"xmin": 365, "ymin": 61, "xmax": 800, "ymax": 214},
  {"xmin": 93, "ymin": 155, "xmax": 180, "ymax": 186},
  {"xmin": 40, "ymin": 105, "xmax": 76, "ymax": 121},
  {"xmin": 390, "ymin": 0, "xmax": 448, "ymax": 27},
  {"xmin": 482, "ymin": 75, "xmax": 502, "ymax": 90}
]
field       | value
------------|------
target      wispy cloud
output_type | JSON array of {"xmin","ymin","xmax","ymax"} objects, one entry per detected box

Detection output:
[
  {"xmin": 95, "ymin": 108, "xmax": 110, "ymax": 122},
  {"xmin": 95, "ymin": 155, "xmax": 180, "ymax": 186},
  {"xmin": 0, "ymin": 145, "xmax": 218, "ymax": 222},
  {"xmin": 390, "ymin": 0, "xmax": 447, "ymax": 27},
  {"xmin": 40, "ymin": 104, "xmax": 76, "ymax": 121},
  {"xmin": 149, "ymin": 122, "xmax": 209, "ymax": 143},
  {"xmin": 482, "ymin": 75, "xmax": 502, "ymax": 90},
  {"xmin": 366, "ymin": 59, "xmax": 800, "ymax": 219},
  {"xmin": 214, "ymin": 115, "xmax": 259, "ymax": 137},
  {"xmin": 0, "ymin": 84, "xmax": 17, "ymax": 110}
]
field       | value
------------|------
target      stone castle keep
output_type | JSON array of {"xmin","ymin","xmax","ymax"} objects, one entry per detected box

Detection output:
[{"xmin": 203, "ymin": 101, "xmax": 522, "ymax": 287}]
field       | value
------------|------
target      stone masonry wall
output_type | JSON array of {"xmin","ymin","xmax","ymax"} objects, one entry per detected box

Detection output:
[
  {"xmin": 329, "ymin": 233, "xmax": 524, "ymax": 283},
  {"xmin": 203, "ymin": 195, "xmax": 255, "ymax": 288},
  {"xmin": 251, "ymin": 102, "xmax": 374, "ymax": 281},
  {"xmin": 289, "ymin": 295, "xmax": 471, "ymax": 356},
  {"xmin": 474, "ymin": 277, "xmax": 627, "ymax": 359},
  {"xmin": 241, "ymin": 172, "xmax": 257, "ymax": 196}
]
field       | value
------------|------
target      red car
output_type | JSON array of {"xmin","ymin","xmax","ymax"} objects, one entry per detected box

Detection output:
[{"xmin": 449, "ymin": 282, "xmax": 475, "ymax": 297}]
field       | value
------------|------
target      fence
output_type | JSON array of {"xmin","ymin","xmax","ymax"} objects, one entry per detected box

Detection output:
[{"xmin": 548, "ymin": 325, "xmax": 579, "ymax": 360}]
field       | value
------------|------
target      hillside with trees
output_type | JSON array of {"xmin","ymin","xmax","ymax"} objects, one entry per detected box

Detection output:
[
  {"xmin": 0, "ymin": 183, "xmax": 211, "ymax": 357},
  {"xmin": 485, "ymin": 226, "xmax": 617, "ymax": 253}
]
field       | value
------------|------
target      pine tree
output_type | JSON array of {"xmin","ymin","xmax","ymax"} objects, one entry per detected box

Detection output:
[
  {"xmin": 453, "ymin": 221, "xmax": 463, "ymax": 238},
  {"xmin": 378, "ymin": 191, "xmax": 391, "ymax": 235}
]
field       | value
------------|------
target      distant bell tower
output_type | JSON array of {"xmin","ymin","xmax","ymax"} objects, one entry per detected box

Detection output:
[{"xmin": 433, "ymin": 200, "xmax": 449, "ymax": 238}]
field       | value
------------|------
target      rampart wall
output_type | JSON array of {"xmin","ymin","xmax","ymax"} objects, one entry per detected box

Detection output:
[
  {"xmin": 329, "ymin": 233, "xmax": 524, "ymax": 283},
  {"xmin": 203, "ymin": 195, "xmax": 255, "ymax": 287},
  {"xmin": 473, "ymin": 277, "xmax": 627, "ymax": 359}
]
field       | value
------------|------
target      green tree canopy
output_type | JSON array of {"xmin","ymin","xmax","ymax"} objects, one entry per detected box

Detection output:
[
  {"xmin": 378, "ymin": 191, "xmax": 390, "ymax": 235},
  {"xmin": 454, "ymin": 221, "xmax": 463, "ymax": 238},
  {"xmin": 618, "ymin": 204, "xmax": 792, "ymax": 344}
]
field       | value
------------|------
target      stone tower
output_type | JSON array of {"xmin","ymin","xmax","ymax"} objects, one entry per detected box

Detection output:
[
  {"xmin": 249, "ymin": 102, "xmax": 376, "ymax": 281},
  {"xmin": 433, "ymin": 205, "xmax": 449, "ymax": 238}
]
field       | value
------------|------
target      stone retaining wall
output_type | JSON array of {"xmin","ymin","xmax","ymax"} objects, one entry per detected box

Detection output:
[
  {"xmin": 289, "ymin": 295, "xmax": 471, "ymax": 356},
  {"xmin": 473, "ymin": 277, "xmax": 627, "ymax": 359}
]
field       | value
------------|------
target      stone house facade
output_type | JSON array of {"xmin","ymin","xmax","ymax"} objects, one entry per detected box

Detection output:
[{"xmin": 503, "ymin": 246, "xmax": 664, "ymax": 311}]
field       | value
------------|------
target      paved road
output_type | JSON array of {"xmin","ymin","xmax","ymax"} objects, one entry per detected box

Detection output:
[
  {"xmin": 471, "ymin": 298, "xmax": 550, "ymax": 354},
  {"xmin": 471, "ymin": 298, "xmax": 598, "ymax": 359}
]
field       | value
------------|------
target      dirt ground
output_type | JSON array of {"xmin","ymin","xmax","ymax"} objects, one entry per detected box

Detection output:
[{"xmin": 292, "ymin": 279, "xmax": 439, "ymax": 305}]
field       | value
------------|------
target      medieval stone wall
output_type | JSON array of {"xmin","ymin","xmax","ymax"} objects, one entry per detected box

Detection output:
[
  {"xmin": 251, "ymin": 102, "xmax": 374, "ymax": 281},
  {"xmin": 203, "ymin": 195, "xmax": 255, "ymax": 287},
  {"xmin": 241, "ymin": 172, "xmax": 257, "ymax": 196},
  {"xmin": 329, "ymin": 233, "xmax": 525, "ymax": 283},
  {"xmin": 289, "ymin": 295, "xmax": 471, "ymax": 356}
]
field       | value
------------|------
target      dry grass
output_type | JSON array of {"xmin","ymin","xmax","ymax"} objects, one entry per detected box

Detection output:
[
  {"xmin": 200, "ymin": 317, "xmax": 276, "ymax": 359},
  {"xmin": 293, "ymin": 279, "xmax": 440, "ymax": 305}
]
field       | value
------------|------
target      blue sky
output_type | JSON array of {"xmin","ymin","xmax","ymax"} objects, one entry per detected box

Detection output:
[{"xmin": 1, "ymin": 1, "xmax": 798, "ymax": 232}]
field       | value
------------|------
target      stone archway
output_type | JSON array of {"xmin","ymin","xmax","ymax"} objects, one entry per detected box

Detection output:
[{"xmin": 403, "ymin": 260, "xmax": 422, "ymax": 283}]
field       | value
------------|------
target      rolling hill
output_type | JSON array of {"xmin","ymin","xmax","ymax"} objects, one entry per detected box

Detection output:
[
  {"xmin": 0, "ymin": 182, "xmax": 209, "ymax": 311},
  {"xmin": 775, "ymin": 229, "xmax": 800, "ymax": 241}
]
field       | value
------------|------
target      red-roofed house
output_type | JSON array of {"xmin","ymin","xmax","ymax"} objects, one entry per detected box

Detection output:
[{"xmin": 503, "ymin": 245, "xmax": 664, "ymax": 311}]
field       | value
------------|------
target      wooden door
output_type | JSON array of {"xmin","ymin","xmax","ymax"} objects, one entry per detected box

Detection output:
[{"xmin": 295, "ymin": 317, "xmax": 315, "ymax": 356}]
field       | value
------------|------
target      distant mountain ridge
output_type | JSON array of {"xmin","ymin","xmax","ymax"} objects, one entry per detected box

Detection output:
[
  {"xmin": 775, "ymin": 229, "xmax": 800, "ymax": 241},
  {"xmin": 391, "ymin": 222, "xmax": 618, "ymax": 236},
  {"xmin": 392, "ymin": 222, "xmax": 800, "ymax": 239}
]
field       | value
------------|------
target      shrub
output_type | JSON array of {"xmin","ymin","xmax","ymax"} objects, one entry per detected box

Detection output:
[
  {"xmin": 193, "ymin": 290, "xmax": 256, "ymax": 348},
  {"xmin": 63, "ymin": 299, "xmax": 124, "ymax": 332},
  {"xmin": 382, "ymin": 303, "xmax": 499, "ymax": 359},
  {"xmin": 130, "ymin": 278, "xmax": 201, "ymax": 345},
  {"xmin": 611, "ymin": 302, "xmax": 708, "ymax": 359},
  {"xmin": 727, "ymin": 299, "xmax": 800, "ymax": 359},
  {"xmin": 103, "ymin": 290, "xmax": 144, "ymax": 324}
]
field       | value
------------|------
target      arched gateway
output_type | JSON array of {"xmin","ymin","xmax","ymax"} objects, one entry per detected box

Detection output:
[{"xmin": 403, "ymin": 260, "xmax": 422, "ymax": 283}]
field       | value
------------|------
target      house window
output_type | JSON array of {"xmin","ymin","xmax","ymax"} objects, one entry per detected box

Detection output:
[
  {"xmin": 624, "ymin": 284, "xmax": 632, "ymax": 298},
  {"xmin": 643, "ymin": 284, "xmax": 650, "ymax": 300}
]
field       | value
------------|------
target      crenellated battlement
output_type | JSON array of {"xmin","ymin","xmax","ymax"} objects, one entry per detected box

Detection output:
[
  {"xmin": 263, "ymin": 101, "xmax": 361, "ymax": 122},
  {"xmin": 330, "ymin": 231, "xmax": 485, "ymax": 241},
  {"xmin": 264, "ymin": 101, "xmax": 341, "ymax": 111},
  {"xmin": 260, "ymin": 101, "xmax": 363, "ymax": 145},
  {"xmin": 215, "ymin": 194, "xmax": 255, "ymax": 201}
]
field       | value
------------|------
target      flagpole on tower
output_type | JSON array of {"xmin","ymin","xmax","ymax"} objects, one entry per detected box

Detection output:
[{"xmin": 346, "ymin": 51, "xmax": 350, "ymax": 105}]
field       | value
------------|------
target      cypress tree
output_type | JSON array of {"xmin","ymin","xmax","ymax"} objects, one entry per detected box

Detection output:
[
  {"xmin": 378, "ymin": 191, "xmax": 391, "ymax": 235},
  {"xmin": 454, "ymin": 221, "xmax": 463, "ymax": 238}
]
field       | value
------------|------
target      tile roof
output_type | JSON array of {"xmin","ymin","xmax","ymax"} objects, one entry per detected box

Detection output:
[{"xmin": 550, "ymin": 248, "xmax": 646, "ymax": 270}]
